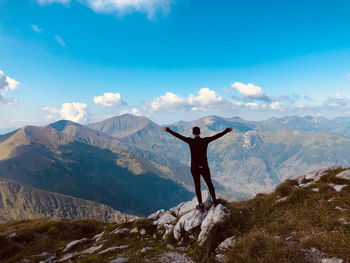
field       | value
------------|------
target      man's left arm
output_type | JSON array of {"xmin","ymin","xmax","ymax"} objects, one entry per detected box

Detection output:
[{"xmin": 206, "ymin": 127, "xmax": 232, "ymax": 143}]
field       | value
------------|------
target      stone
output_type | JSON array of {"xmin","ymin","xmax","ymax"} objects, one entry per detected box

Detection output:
[
  {"xmin": 215, "ymin": 236, "xmax": 236, "ymax": 253},
  {"xmin": 312, "ymin": 188, "xmax": 319, "ymax": 192},
  {"xmin": 172, "ymin": 191, "xmax": 212, "ymax": 217},
  {"xmin": 109, "ymin": 258, "xmax": 129, "ymax": 263},
  {"xmin": 148, "ymin": 209, "xmax": 166, "ymax": 221},
  {"xmin": 321, "ymin": 258, "xmax": 343, "ymax": 263},
  {"xmin": 336, "ymin": 169, "xmax": 350, "ymax": 180},
  {"xmin": 154, "ymin": 252, "xmax": 194, "ymax": 263},
  {"xmin": 92, "ymin": 231, "xmax": 104, "ymax": 242},
  {"xmin": 99, "ymin": 245, "xmax": 129, "ymax": 255},
  {"xmin": 81, "ymin": 244, "xmax": 103, "ymax": 254},
  {"xmin": 7, "ymin": 232, "xmax": 18, "ymax": 240},
  {"xmin": 130, "ymin": 227, "xmax": 138, "ymax": 233},
  {"xmin": 56, "ymin": 252, "xmax": 80, "ymax": 262},
  {"xmin": 63, "ymin": 238, "xmax": 88, "ymax": 252},
  {"xmin": 141, "ymin": 247, "xmax": 153, "ymax": 253},
  {"xmin": 338, "ymin": 218, "xmax": 350, "ymax": 225},
  {"xmin": 163, "ymin": 223, "xmax": 175, "ymax": 238},
  {"xmin": 154, "ymin": 212, "xmax": 177, "ymax": 227},
  {"xmin": 215, "ymin": 254, "xmax": 227, "ymax": 263},
  {"xmin": 276, "ymin": 197, "xmax": 287, "ymax": 203},
  {"xmin": 110, "ymin": 228, "xmax": 130, "ymax": 235},
  {"xmin": 335, "ymin": 206, "xmax": 346, "ymax": 211},
  {"xmin": 329, "ymin": 184, "xmax": 346, "ymax": 192},
  {"xmin": 298, "ymin": 166, "xmax": 343, "ymax": 184},
  {"xmin": 174, "ymin": 209, "xmax": 208, "ymax": 241},
  {"xmin": 140, "ymin": 229, "xmax": 146, "ymax": 235},
  {"xmin": 198, "ymin": 204, "xmax": 230, "ymax": 245},
  {"xmin": 39, "ymin": 259, "xmax": 53, "ymax": 263}
]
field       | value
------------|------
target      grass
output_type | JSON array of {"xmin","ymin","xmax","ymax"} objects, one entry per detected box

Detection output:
[{"xmin": 1, "ymin": 167, "xmax": 350, "ymax": 263}]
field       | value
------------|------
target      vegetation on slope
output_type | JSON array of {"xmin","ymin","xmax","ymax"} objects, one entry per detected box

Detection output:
[{"xmin": 1, "ymin": 167, "xmax": 350, "ymax": 262}]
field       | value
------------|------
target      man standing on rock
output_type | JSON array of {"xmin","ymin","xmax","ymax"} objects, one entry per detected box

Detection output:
[{"xmin": 162, "ymin": 126, "xmax": 232, "ymax": 211}]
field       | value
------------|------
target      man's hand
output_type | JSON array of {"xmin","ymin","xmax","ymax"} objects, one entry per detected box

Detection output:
[
  {"xmin": 228, "ymin": 127, "xmax": 233, "ymax": 132},
  {"xmin": 225, "ymin": 127, "xmax": 233, "ymax": 132},
  {"xmin": 162, "ymin": 126, "xmax": 168, "ymax": 132}
]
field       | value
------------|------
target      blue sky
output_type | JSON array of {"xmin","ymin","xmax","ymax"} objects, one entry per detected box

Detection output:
[{"xmin": 1, "ymin": 0, "xmax": 350, "ymax": 130}]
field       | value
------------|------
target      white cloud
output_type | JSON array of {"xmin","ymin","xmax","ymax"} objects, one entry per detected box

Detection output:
[
  {"xmin": 31, "ymin": 24, "xmax": 43, "ymax": 32},
  {"xmin": 269, "ymin": 101, "xmax": 283, "ymax": 111},
  {"xmin": 93, "ymin": 92, "xmax": 125, "ymax": 107},
  {"xmin": 119, "ymin": 107, "xmax": 141, "ymax": 116},
  {"xmin": 42, "ymin": 102, "xmax": 89, "ymax": 123},
  {"xmin": 143, "ymin": 88, "xmax": 227, "ymax": 113},
  {"xmin": 245, "ymin": 102, "xmax": 259, "ymax": 110},
  {"xmin": 36, "ymin": 0, "xmax": 172, "ymax": 18},
  {"xmin": 0, "ymin": 70, "xmax": 20, "ymax": 104},
  {"xmin": 231, "ymin": 82, "xmax": 270, "ymax": 102},
  {"xmin": 55, "ymin": 35, "xmax": 66, "ymax": 47}
]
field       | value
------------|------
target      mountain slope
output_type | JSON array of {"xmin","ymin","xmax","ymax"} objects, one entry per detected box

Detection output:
[
  {"xmin": 0, "ymin": 178, "xmax": 129, "ymax": 223},
  {"xmin": 0, "ymin": 125, "xmax": 192, "ymax": 216},
  {"xmin": 89, "ymin": 115, "xmax": 350, "ymax": 196}
]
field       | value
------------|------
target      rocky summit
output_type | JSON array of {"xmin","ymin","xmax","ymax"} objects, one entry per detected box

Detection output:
[{"xmin": 1, "ymin": 166, "xmax": 350, "ymax": 263}]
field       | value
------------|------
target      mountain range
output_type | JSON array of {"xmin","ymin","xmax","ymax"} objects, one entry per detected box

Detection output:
[{"xmin": 2, "ymin": 114, "xmax": 350, "ymax": 221}]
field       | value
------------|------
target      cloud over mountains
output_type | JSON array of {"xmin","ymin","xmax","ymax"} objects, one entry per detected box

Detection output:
[{"xmin": 0, "ymin": 70, "xmax": 19, "ymax": 104}]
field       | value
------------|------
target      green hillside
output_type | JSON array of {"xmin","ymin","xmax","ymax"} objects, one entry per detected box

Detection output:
[
  {"xmin": 0, "ymin": 178, "xmax": 128, "ymax": 223},
  {"xmin": 1, "ymin": 166, "xmax": 349, "ymax": 263},
  {"xmin": 0, "ymin": 125, "xmax": 193, "ymax": 216}
]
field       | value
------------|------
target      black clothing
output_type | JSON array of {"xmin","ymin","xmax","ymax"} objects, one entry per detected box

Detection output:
[
  {"xmin": 191, "ymin": 166, "xmax": 216, "ymax": 204},
  {"xmin": 166, "ymin": 128, "xmax": 230, "ymax": 168},
  {"xmin": 166, "ymin": 127, "xmax": 230, "ymax": 204}
]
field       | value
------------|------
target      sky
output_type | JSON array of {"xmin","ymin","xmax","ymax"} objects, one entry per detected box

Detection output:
[{"xmin": 1, "ymin": 0, "xmax": 350, "ymax": 131}]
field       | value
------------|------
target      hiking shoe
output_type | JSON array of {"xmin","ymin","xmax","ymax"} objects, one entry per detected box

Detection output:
[
  {"xmin": 213, "ymin": 199, "xmax": 220, "ymax": 207},
  {"xmin": 196, "ymin": 203, "xmax": 204, "ymax": 213}
]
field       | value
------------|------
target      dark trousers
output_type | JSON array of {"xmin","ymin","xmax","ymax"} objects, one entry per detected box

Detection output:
[{"xmin": 191, "ymin": 166, "xmax": 216, "ymax": 204}]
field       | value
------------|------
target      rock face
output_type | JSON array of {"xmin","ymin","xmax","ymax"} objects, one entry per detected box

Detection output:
[
  {"xmin": 336, "ymin": 170, "xmax": 350, "ymax": 180},
  {"xmin": 62, "ymin": 238, "xmax": 88, "ymax": 252},
  {"xmin": 198, "ymin": 204, "xmax": 231, "ymax": 245},
  {"xmin": 149, "ymin": 191, "xmax": 231, "ymax": 246},
  {"xmin": 215, "ymin": 236, "xmax": 236, "ymax": 253}
]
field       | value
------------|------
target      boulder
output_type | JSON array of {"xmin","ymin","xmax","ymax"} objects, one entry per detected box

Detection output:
[
  {"xmin": 62, "ymin": 238, "xmax": 88, "ymax": 252},
  {"xmin": 56, "ymin": 252, "xmax": 80, "ymax": 262},
  {"xmin": 329, "ymin": 184, "xmax": 346, "ymax": 192},
  {"xmin": 92, "ymin": 231, "xmax": 104, "ymax": 242},
  {"xmin": 141, "ymin": 247, "xmax": 153, "ymax": 253},
  {"xmin": 148, "ymin": 209, "xmax": 166, "ymax": 221},
  {"xmin": 81, "ymin": 244, "xmax": 103, "ymax": 254},
  {"xmin": 174, "ymin": 209, "xmax": 208, "ymax": 241},
  {"xmin": 198, "ymin": 204, "xmax": 230, "ymax": 245},
  {"xmin": 215, "ymin": 236, "xmax": 236, "ymax": 253},
  {"xmin": 99, "ymin": 245, "xmax": 129, "ymax": 255},
  {"xmin": 321, "ymin": 258, "xmax": 343, "ymax": 263},
  {"xmin": 154, "ymin": 212, "xmax": 177, "ymax": 227},
  {"xmin": 110, "ymin": 228, "xmax": 130, "ymax": 235},
  {"xmin": 171, "ymin": 191, "xmax": 212, "ymax": 217},
  {"xmin": 336, "ymin": 169, "xmax": 350, "ymax": 180}
]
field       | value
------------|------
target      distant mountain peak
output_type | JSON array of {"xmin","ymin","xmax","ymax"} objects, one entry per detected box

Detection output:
[{"xmin": 49, "ymin": 120, "xmax": 83, "ymax": 132}]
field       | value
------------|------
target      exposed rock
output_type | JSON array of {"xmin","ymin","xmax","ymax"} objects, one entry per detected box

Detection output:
[
  {"xmin": 174, "ymin": 209, "xmax": 208, "ymax": 241},
  {"xmin": 154, "ymin": 252, "xmax": 194, "ymax": 263},
  {"xmin": 312, "ymin": 188, "xmax": 319, "ymax": 192},
  {"xmin": 140, "ymin": 229, "xmax": 146, "ymax": 235},
  {"xmin": 92, "ymin": 231, "xmax": 104, "ymax": 242},
  {"xmin": 163, "ymin": 223, "xmax": 175, "ymax": 238},
  {"xmin": 198, "ymin": 204, "xmax": 230, "ymax": 245},
  {"xmin": 99, "ymin": 245, "xmax": 129, "ymax": 255},
  {"xmin": 335, "ymin": 206, "xmax": 346, "ymax": 211},
  {"xmin": 321, "ymin": 258, "xmax": 343, "ymax": 263},
  {"xmin": 338, "ymin": 218, "xmax": 350, "ymax": 225},
  {"xmin": 154, "ymin": 212, "xmax": 177, "ymax": 227},
  {"xmin": 297, "ymin": 166, "xmax": 343, "ymax": 184},
  {"xmin": 215, "ymin": 254, "xmax": 227, "ymax": 263},
  {"xmin": 109, "ymin": 258, "xmax": 128, "ymax": 263},
  {"xmin": 33, "ymin": 252, "xmax": 53, "ymax": 258},
  {"xmin": 336, "ymin": 169, "xmax": 350, "ymax": 180},
  {"xmin": 81, "ymin": 244, "xmax": 103, "ymax": 254},
  {"xmin": 7, "ymin": 232, "xmax": 18, "ymax": 240},
  {"xmin": 56, "ymin": 252, "xmax": 80, "ymax": 262},
  {"xmin": 329, "ymin": 184, "xmax": 346, "ymax": 192},
  {"xmin": 276, "ymin": 197, "xmax": 287, "ymax": 203},
  {"xmin": 130, "ymin": 227, "xmax": 138, "ymax": 233},
  {"xmin": 141, "ymin": 247, "xmax": 153, "ymax": 253},
  {"xmin": 171, "ymin": 191, "xmax": 212, "ymax": 217},
  {"xmin": 148, "ymin": 209, "xmax": 166, "ymax": 221},
  {"xmin": 62, "ymin": 238, "xmax": 88, "ymax": 252},
  {"xmin": 110, "ymin": 228, "xmax": 130, "ymax": 235},
  {"xmin": 215, "ymin": 236, "xmax": 236, "ymax": 253}
]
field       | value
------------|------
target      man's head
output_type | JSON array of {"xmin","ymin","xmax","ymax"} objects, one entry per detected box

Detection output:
[{"xmin": 192, "ymin": 126, "xmax": 201, "ymax": 136}]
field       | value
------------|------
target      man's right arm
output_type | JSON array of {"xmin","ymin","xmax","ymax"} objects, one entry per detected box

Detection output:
[{"xmin": 163, "ymin": 127, "xmax": 190, "ymax": 143}]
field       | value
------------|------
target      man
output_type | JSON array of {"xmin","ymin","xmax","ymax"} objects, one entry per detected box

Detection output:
[{"xmin": 162, "ymin": 125, "xmax": 232, "ymax": 211}]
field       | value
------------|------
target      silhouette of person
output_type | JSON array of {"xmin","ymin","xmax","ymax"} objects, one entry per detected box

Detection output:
[{"xmin": 162, "ymin": 125, "xmax": 232, "ymax": 211}]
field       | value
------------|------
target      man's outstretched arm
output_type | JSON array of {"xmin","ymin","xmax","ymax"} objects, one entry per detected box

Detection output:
[
  {"xmin": 206, "ymin": 127, "xmax": 232, "ymax": 143},
  {"xmin": 162, "ymin": 127, "xmax": 190, "ymax": 143}
]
